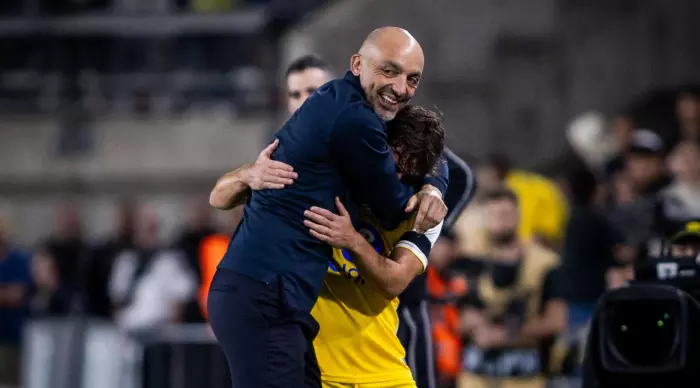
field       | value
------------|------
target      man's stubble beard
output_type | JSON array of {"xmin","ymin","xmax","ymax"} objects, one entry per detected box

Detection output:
[{"xmin": 489, "ymin": 229, "xmax": 518, "ymax": 247}]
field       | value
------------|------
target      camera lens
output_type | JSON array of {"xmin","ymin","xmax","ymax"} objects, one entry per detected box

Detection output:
[{"xmin": 606, "ymin": 300, "xmax": 680, "ymax": 366}]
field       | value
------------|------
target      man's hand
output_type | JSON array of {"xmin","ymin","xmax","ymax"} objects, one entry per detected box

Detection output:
[
  {"xmin": 304, "ymin": 197, "xmax": 361, "ymax": 250},
  {"xmin": 244, "ymin": 139, "xmax": 298, "ymax": 190},
  {"xmin": 405, "ymin": 184, "xmax": 447, "ymax": 233},
  {"xmin": 472, "ymin": 324, "xmax": 507, "ymax": 349}
]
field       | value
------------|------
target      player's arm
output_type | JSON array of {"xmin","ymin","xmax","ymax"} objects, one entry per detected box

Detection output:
[
  {"xmin": 304, "ymin": 197, "xmax": 442, "ymax": 299},
  {"xmin": 330, "ymin": 105, "xmax": 448, "ymax": 231},
  {"xmin": 209, "ymin": 139, "xmax": 297, "ymax": 210}
]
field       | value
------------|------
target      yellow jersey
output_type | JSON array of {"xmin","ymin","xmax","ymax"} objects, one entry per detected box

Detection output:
[{"xmin": 311, "ymin": 212, "xmax": 441, "ymax": 384}]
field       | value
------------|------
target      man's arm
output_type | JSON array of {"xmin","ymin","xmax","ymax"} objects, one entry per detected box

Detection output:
[
  {"xmin": 209, "ymin": 166, "xmax": 254, "ymax": 210},
  {"xmin": 0, "ymin": 255, "xmax": 32, "ymax": 307},
  {"xmin": 209, "ymin": 140, "xmax": 297, "ymax": 210},
  {"xmin": 0, "ymin": 284, "xmax": 27, "ymax": 307},
  {"xmin": 472, "ymin": 267, "xmax": 568, "ymax": 349},
  {"xmin": 330, "ymin": 106, "xmax": 447, "ymax": 230},
  {"xmin": 304, "ymin": 197, "xmax": 442, "ymax": 299}
]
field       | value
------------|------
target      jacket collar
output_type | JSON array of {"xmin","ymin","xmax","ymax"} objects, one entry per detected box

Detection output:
[{"xmin": 343, "ymin": 71, "xmax": 367, "ymax": 99}]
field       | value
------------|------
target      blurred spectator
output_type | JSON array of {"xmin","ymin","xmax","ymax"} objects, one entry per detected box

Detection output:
[
  {"xmin": 30, "ymin": 245, "xmax": 71, "ymax": 317},
  {"xmin": 0, "ymin": 211, "xmax": 31, "ymax": 387},
  {"xmin": 559, "ymin": 167, "xmax": 622, "ymax": 327},
  {"xmin": 457, "ymin": 189, "xmax": 566, "ymax": 388},
  {"xmin": 566, "ymin": 112, "xmax": 617, "ymax": 171},
  {"xmin": 108, "ymin": 205, "xmax": 196, "ymax": 332},
  {"xmin": 85, "ymin": 198, "xmax": 136, "ymax": 318},
  {"xmin": 666, "ymin": 221, "xmax": 700, "ymax": 258},
  {"xmin": 624, "ymin": 129, "xmax": 670, "ymax": 196},
  {"xmin": 654, "ymin": 140, "xmax": 700, "ymax": 237},
  {"xmin": 453, "ymin": 154, "xmax": 568, "ymax": 256},
  {"xmin": 175, "ymin": 198, "xmax": 215, "ymax": 280},
  {"xmin": 675, "ymin": 87, "xmax": 700, "ymax": 143},
  {"xmin": 608, "ymin": 129, "xmax": 671, "ymax": 258},
  {"xmin": 175, "ymin": 198, "xmax": 215, "ymax": 323},
  {"xmin": 44, "ymin": 201, "xmax": 91, "ymax": 311},
  {"xmin": 603, "ymin": 112, "xmax": 636, "ymax": 178}
]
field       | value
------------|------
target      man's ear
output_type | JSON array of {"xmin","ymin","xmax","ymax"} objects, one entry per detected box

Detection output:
[{"xmin": 350, "ymin": 54, "xmax": 362, "ymax": 76}]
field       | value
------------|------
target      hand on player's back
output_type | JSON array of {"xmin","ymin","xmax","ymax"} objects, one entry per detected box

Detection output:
[
  {"xmin": 245, "ymin": 139, "xmax": 298, "ymax": 190},
  {"xmin": 405, "ymin": 185, "xmax": 447, "ymax": 233},
  {"xmin": 304, "ymin": 197, "xmax": 361, "ymax": 250}
]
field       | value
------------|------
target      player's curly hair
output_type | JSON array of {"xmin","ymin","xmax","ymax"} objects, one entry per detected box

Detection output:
[{"xmin": 387, "ymin": 104, "xmax": 445, "ymax": 179}]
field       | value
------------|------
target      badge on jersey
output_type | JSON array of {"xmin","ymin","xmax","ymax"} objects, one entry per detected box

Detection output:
[{"xmin": 328, "ymin": 220, "xmax": 386, "ymax": 277}]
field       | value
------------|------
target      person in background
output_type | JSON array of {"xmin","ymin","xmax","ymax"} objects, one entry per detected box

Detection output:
[
  {"xmin": 0, "ymin": 211, "xmax": 32, "ymax": 387},
  {"xmin": 458, "ymin": 189, "xmax": 566, "ymax": 388},
  {"xmin": 175, "ymin": 198, "xmax": 216, "ymax": 323},
  {"xmin": 665, "ymin": 221, "xmax": 700, "ymax": 258},
  {"xmin": 108, "ymin": 204, "xmax": 196, "ymax": 332},
  {"xmin": 85, "ymin": 198, "xmax": 135, "ymax": 318},
  {"xmin": 453, "ymin": 153, "xmax": 568, "ymax": 256},
  {"xmin": 559, "ymin": 167, "xmax": 622, "ymax": 329},
  {"xmin": 654, "ymin": 140, "xmax": 700, "ymax": 237},
  {"xmin": 30, "ymin": 244, "xmax": 71, "ymax": 317},
  {"xmin": 623, "ymin": 129, "xmax": 670, "ymax": 197},
  {"xmin": 44, "ymin": 200, "xmax": 91, "ymax": 311},
  {"xmin": 603, "ymin": 111, "xmax": 636, "ymax": 179},
  {"xmin": 285, "ymin": 54, "xmax": 335, "ymax": 114},
  {"xmin": 607, "ymin": 129, "xmax": 671, "ymax": 260},
  {"xmin": 674, "ymin": 87, "xmax": 700, "ymax": 143}
]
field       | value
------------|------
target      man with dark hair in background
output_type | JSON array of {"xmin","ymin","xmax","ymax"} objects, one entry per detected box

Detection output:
[{"xmin": 285, "ymin": 55, "xmax": 335, "ymax": 114}]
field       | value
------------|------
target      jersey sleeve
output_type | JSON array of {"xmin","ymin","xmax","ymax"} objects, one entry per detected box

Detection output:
[
  {"xmin": 329, "ymin": 104, "xmax": 415, "ymax": 227},
  {"xmin": 395, "ymin": 221, "xmax": 444, "ymax": 272}
]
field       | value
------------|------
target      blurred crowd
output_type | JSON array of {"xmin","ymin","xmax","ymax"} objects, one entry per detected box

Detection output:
[
  {"xmin": 0, "ymin": 197, "xmax": 243, "ymax": 385},
  {"xmin": 1, "ymin": 86, "xmax": 700, "ymax": 387},
  {"xmin": 420, "ymin": 85, "xmax": 700, "ymax": 387}
]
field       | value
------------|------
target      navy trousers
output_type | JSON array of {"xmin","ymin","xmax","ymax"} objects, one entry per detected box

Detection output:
[
  {"xmin": 208, "ymin": 269, "xmax": 320, "ymax": 388},
  {"xmin": 397, "ymin": 301, "xmax": 437, "ymax": 388}
]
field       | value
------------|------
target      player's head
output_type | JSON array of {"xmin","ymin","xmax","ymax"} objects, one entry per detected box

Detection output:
[
  {"xmin": 351, "ymin": 27, "xmax": 424, "ymax": 121},
  {"xmin": 386, "ymin": 104, "xmax": 444, "ymax": 182},
  {"xmin": 285, "ymin": 55, "xmax": 334, "ymax": 114},
  {"xmin": 483, "ymin": 188, "xmax": 520, "ymax": 246}
]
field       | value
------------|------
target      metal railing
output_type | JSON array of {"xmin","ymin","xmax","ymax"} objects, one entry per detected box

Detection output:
[{"xmin": 23, "ymin": 319, "xmax": 229, "ymax": 388}]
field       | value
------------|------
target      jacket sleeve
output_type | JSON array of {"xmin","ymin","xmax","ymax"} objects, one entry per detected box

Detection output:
[{"xmin": 330, "ymin": 104, "xmax": 415, "ymax": 226}]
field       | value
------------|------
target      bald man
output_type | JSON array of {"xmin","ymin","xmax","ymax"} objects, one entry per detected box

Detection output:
[{"xmin": 208, "ymin": 28, "xmax": 449, "ymax": 388}]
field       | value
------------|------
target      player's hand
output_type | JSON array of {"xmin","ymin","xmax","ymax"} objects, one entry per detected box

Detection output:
[
  {"xmin": 304, "ymin": 197, "xmax": 360, "ymax": 250},
  {"xmin": 405, "ymin": 185, "xmax": 447, "ymax": 233},
  {"xmin": 245, "ymin": 139, "xmax": 298, "ymax": 190}
]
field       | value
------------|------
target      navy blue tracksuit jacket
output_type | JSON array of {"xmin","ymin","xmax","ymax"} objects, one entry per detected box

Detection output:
[{"xmin": 218, "ymin": 71, "xmax": 448, "ymax": 314}]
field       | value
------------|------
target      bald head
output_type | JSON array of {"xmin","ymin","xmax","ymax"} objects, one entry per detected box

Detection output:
[
  {"xmin": 360, "ymin": 27, "xmax": 422, "ymax": 58},
  {"xmin": 350, "ymin": 27, "xmax": 424, "ymax": 121}
]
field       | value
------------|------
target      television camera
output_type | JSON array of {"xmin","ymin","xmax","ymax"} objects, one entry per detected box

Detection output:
[{"xmin": 582, "ymin": 222, "xmax": 700, "ymax": 388}]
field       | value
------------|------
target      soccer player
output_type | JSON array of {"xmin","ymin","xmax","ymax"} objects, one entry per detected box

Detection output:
[
  {"xmin": 207, "ymin": 27, "xmax": 448, "ymax": 388},
  {"xmin": 304, "ymin": 105, "xmax": 445, "ymax": 388},
  {"xmin": 213, "ymin": 104, "xmax": 445, "ymax": 388}
]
